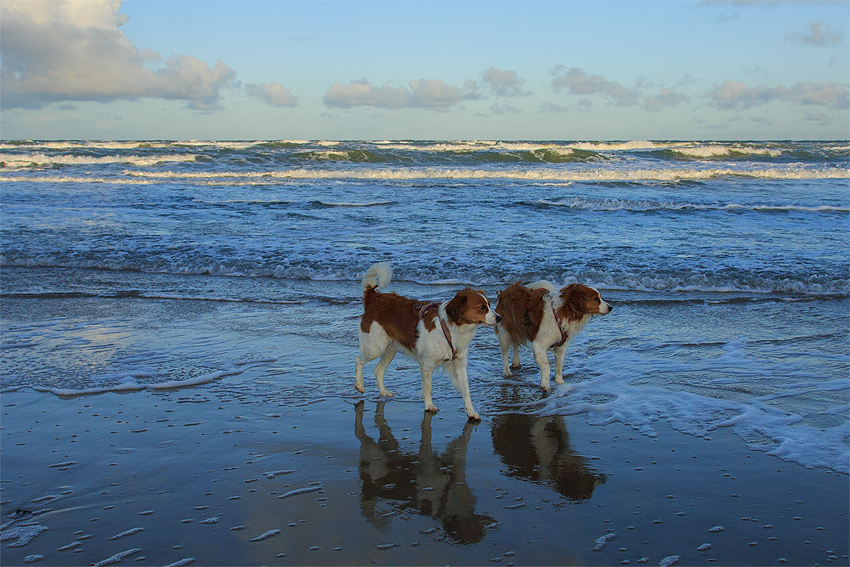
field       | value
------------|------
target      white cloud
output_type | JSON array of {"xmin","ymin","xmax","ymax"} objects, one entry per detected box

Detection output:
[
  {"xmin": 0, "ymin": 0, "xmax": 236, "ymax": 111},
  {"xmin": 644, "ymin": 89, "xmax": 689, "ymax": 112},
  {"xmin": 481, "ymin": 67, "xmax": 530, "ymax": 97},
  {"xmin": 551, "ymin": 66, "xmax": 640, "ymax": 107},
  {"xmin": 245, "ymin": 83, "xmax": 297, "ymax": 107},
  {"xmin": 785, "ymin": 22, "xmax": 844, "ymax": 46},
  {"xmin": 706, "ymin": 80, "xmax": 849, "ymax": 110},
  {"xmin": 323, "ymin": 78, "xmax": 466, "ymax": 110}
]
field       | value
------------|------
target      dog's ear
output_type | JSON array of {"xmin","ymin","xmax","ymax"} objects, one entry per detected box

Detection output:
[
  {"xmin": 445, "ymin": 290, "xmax": 469, "ymax": 321},
  {"xmin": 561, "ymin": 284, "xmax": 587, "ymax": 315}
]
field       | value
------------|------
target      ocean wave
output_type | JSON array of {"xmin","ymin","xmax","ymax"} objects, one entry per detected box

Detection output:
[
  {"xmin": 313, "ymin": 200, "xmax": 394, "ymax": 207},
  {"xmin": 536, "ymin": 198, "xmax": 850, "ymax": 213},
  {"xmin": 3, "ymin": 260, "xmax": 846, "ymax": 296},
  {"xmin": 663, "ymin": 144, "xmax": 784, "ymax": 159},
  {"xmin": 0, "ymin": 152, "xmax": 198, "ymax": 168},
  {"xmin": 2, "ymin": 140, "xmax": 846, "ymax": 170},
  {"xmin": 3, "ymin": 164, "xmax": 845, "ymax": 183}
]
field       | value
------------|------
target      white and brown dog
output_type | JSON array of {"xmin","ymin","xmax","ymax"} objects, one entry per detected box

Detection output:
[
  {"xmin": 355, "ymin": 263, "xmax": 500, "ymax": 420},
  {"xmin": 495, "ymin": 281, "xmax": 611, "ymax": 392}
]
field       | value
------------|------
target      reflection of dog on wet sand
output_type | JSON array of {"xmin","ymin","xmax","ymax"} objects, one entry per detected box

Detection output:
[
  {"xmin": 495, "ymin": 281, "xmax": 611, "ymax": 392},
  {"xmin": 355, "ymin": 262, "xmax": 500, "ymax": 420},
  {"xmin": 491, "ymin": 413, "xmax": 606, "ymax": 501},
  {"xmin": 353, "ymin": 401, "xmax": 495, "ymax": 544}
]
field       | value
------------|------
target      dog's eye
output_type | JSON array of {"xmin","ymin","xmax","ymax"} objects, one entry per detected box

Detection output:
[{"xmin": 479, "ymin": 305, "xmax": 487, "ymax": 310}]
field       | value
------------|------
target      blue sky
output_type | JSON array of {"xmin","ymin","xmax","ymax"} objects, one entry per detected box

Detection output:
[{"xmin": 1, "ymin": 0, "xmax": 848, "ymax": 140}]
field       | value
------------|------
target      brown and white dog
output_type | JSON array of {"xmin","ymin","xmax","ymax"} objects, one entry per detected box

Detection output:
[
  {"xmin": 495, "ymin": 281, "xmax": 611, "ymax": 392},
  {"xmin": 355, "ymin": 263, "xmax": 500, "ymax": 420}
]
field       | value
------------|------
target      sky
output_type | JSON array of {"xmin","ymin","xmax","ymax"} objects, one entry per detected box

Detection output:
[{"xmin": 1, "ymin": 0, "xmax": 848, "ymax": 141}]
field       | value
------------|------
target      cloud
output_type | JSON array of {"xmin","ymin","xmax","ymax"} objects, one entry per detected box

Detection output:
[
  {"xmin": 785, "ymin": 22, "xmax": 844, "ymax": 46},
  {"xmin": 577, "ymin": 98, "xmax": 594, "ymax": 113},
  {"xmin": 244, "ymin": 82, "xmax": 297, "ymax": 107},
  {"xmin": 706, "ymin": 80, "xmax": 849, "ymax": 110},
  {"xmin": 550, "ymin": 66, "xmax": 640, "ymax": 106},
  {"xmin": 539, "ymin": 102, "xmax": 570, "ymax": 113},
  {"xmin": 0, "ymin": 0, "xmax": 236, "ymax": 111},
  {"xmin": 644, "ymin": 89, "xmax": 689, "ymax": 112},
  {"xmin": 323, "ymin": 78, "xmax": 467, "ymax": 110},
  {"xmin": 489, "ymin": 103, "xmax": 523, "ymax": 115},
  {"xmin": 481, "ymin": 67, "xmax": 530, "ymax": 97},
  {"xmin": 804, "ymin": 112, "xmax": 832, "ymax": 126}
]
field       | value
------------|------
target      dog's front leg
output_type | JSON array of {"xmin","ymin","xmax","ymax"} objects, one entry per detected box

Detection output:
[
  {"xmin": 511, "ymin": 347, "xmax": 521, "ymax": 370},
  {"xmin": 420, "ymin": 363, "xmax": 438, "ymax": 413},
  {"xmin": 552, "ymin": 343, "xmax": 568, "ymax": 386},
  {"xmin": 451, "ymin": 358, "xmax": 480, "ymax": 421},
  {"xmin": 532, "ymin": 342, "xmax": 552, "ymax": 392}
]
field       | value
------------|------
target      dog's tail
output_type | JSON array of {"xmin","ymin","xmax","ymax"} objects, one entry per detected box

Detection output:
[
  {"xmin": 362, "ymin": 262, "xmax": 392, "ymax": 292},
  {"xmin": 528, "ymin": 280, "xmax": 556, "ymax": 293}
]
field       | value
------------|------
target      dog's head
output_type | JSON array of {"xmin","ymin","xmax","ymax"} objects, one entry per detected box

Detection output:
[
  {"xmin": 446, "ymin": 288, "xmax": 501, "ymax": 326},
  {"xmin": 561, "ymin": 284, "xmax": 612, "ymax": 319}
]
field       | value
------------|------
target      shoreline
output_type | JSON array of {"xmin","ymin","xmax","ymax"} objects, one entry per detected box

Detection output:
[{"xmin": 2, "ymin": 384, "xmax": 847, "ymax": 567}]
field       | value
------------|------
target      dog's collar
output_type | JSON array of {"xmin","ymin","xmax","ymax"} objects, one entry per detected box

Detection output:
[{"xmin": 417, "ymin": 302, "xmax": 457, "ymax": 359}]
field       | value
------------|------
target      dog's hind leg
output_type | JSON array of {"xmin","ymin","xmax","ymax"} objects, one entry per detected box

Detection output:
[
  {"xmin": 499, "ymin": 336, "xmax": 513, "ymax": 377},
  {"xmin": 355, "ymin": 354, "xmax": 369, "ymax": 393},
  {"xmin": 374, "ymin": 346, "xmax": 398, "ymax": 397}
]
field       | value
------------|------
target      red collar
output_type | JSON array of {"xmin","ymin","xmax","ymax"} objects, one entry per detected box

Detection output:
[{"xmin": 418, "ymin": 302, "xmax": 457, "ymax": 359}]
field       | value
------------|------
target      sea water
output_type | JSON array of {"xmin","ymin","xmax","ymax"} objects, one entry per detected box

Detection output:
[{"xmin": 1, "ymin": 140, "xmax": 848, "ymax": 472}]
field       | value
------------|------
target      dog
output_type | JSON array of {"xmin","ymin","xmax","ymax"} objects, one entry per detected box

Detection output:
[
  {"xmin": 495, "ymin": 281, "xmax": 611, "ymax": 392},
  {"xmin": 355, "ymin": 262, "xmax": 500, "ymax": 420}
]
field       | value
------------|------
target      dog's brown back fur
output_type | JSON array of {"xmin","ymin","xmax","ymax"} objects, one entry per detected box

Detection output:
[
  {"xmin": 361, "ymin": 286, "xmax": 421, "ymax": 351},
  {"xmin": 496, "ymin": 283, "xmax": 548, "ymax": 344}
]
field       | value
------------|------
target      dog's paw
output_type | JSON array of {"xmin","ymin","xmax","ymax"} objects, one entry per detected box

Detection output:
[
  {"xmin": 379, "ymin": 389, "xmax": 394, "ymax": 397},
  {"xmin": 502, "ymin": 370, "xmax": 513, "ymax": 378},
  {"xmin": 355, "ymin": 382, "xmax": 365, "ymax": 394},
  {"xmin": 424, "ymin": 404, "xmax": 439, "ymax": 413},
  {"xmin": 467, "ymin": 411, "xmax": 481, "ymax": 421},
  {"xmin": 540, "ymin": 383, "xmax": 551, "ymax": 393},
  {"xmin": 511, "ymin": 362, "xmax": 522, "ymax": 369}
]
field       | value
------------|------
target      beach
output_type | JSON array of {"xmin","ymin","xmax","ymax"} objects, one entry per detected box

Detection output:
[
  {"xmin": 2, "ymin": 364, "xmax": 848, "ymax": 566},
  {"xmin": 1, "ymin": 139, "xmax": 848, "ymax": 565},
  {"xmin": 2, "ymin": 287, "xmax": 848, "ymax": 567}
]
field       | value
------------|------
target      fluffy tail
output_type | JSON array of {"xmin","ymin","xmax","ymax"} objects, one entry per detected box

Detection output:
[
  {"xmin": 528, "ymin": 280, "xmax": 556, "ymax": 292},
  {"xmin": 362, "ymin": 262, "xmax": 392, "ymax": 291}
]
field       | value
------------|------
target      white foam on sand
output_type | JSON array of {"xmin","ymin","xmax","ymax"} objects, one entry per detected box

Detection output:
[
  {"xmin": 534, "ymin": 341, "xmax": 850, "ymax": 474},
  {"xmin": 30, "ymin": 370, "xmax": 243, "ymax": 396}
]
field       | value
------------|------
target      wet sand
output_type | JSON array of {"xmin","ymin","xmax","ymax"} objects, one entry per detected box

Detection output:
[{"xmin": 2, "ymin": 365, "xmax": 848, "ymax": 567}]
